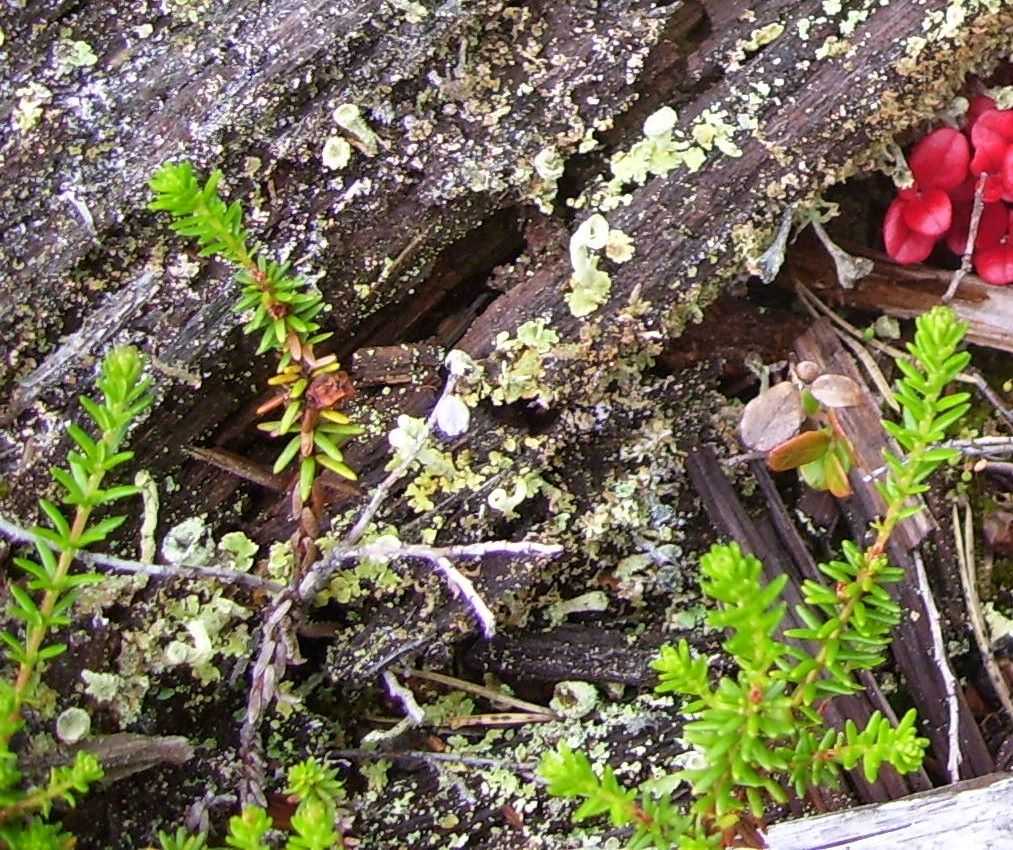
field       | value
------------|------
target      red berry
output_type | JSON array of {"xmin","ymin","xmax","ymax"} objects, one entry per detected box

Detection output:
[{"xmin": 884, "ymin": 197, "xmax": 937, "ymax": 264}]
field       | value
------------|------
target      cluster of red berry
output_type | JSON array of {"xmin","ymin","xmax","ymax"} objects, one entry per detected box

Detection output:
[{"xmin": 884, "ymin": 96, "xmax": 1013, "ymax": 285}]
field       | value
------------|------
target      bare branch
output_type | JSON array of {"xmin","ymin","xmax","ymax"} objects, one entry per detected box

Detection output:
[
  {"xmin": 299, "ymin": 539, "xmax": 563, "ymax": 602},
  {"xmin": 912, "ymin": 550, "xmax": 962, "ymax": 782},
  {"xmin": 0, "ymin": 514, "xmax": 283, "ymax": 593},
  {"xmin": 943, "ymin": 173, "xmax": 987, "ymax": 303}
]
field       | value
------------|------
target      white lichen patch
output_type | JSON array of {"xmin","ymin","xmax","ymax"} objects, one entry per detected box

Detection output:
[
  {"xmin": 550, "ymin": 681, "xmax": 599, "ymax": 719},
  {"xmin": 322, "ymin": 136, "xmax": 352, "ymax": 170}
]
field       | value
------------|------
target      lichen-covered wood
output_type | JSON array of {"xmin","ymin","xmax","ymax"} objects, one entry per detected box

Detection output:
[{"xmin": 2, "ymin": 0, "xmax": 1013, "ymax": 847}]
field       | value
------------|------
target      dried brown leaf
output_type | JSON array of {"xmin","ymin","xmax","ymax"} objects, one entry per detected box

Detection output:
[
  {"xmin": 740, "ymin": 382, "xmax": 803, "ymax": 451},
  {"xmin": 810, "ymin": 374, "xmax": 863, "ymax": 409}
]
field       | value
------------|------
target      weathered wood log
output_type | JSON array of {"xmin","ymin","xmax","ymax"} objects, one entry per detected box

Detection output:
[
  {"xmin": 764, "ymin": 772, "xmax": 1013, "ymax": 850},
  {"xmin": 2, "ymin": 2, "xmax": 1013, "ymax": 846},
  {"xmin": 790, "ymin": 233, "xmax": 1013, "ymax": 355}
]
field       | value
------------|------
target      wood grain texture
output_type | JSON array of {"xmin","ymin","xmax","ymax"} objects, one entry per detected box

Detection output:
[{"xmin": 765, "ymin": 772, "xmax": 1013, "ymax": 850}]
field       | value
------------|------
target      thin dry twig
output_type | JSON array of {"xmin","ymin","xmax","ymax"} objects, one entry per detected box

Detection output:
[
  {"xmin": 404, "ymin": 667, "xmax": 556, "ymax": 717},
  {"xmin": 862, "ymin": 436, "xmax": 1013, "ymax": 481},
  {"xmin": 911, "ymin": 549, "xmax": 962, "ymax": 783},
  {"xmin": 944, "ymin": 174, "xmax": 988, "ymax": 303},
  {"xmin": 0, "ymin": 515, "xmax": 283, "ymax": 592},
  {"xmin": 383, "ymin": 670, "xmax": 425, "ymax": 725},
  {"xmin": 953, "ymin": 500, "xmax": 1013, "ymax": 721},
  {"xmin": 330, "ymin": 748, "xmax": 536, "ymax": 774},
  {"xmin": 446, "ymin": 711, "xmax": 556, "ymax": 729},
  {"xmin": 796, "ymin": 283, "xmax": 898, "ymax": 410},
  {"xmin": 239, "ymin": 594, "xmax": 297, "ymax": 807},
  {"xmin": 298, "ymin": 539, "xmax": 562, "ymax": 636},
  {"xmin": 961, "ymin": 368, "xmax": 1013, "ymax": 431}
]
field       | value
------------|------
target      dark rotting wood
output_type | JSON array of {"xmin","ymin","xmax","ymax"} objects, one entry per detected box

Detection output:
[{"xmin": 464, "ymin": 626, "xmax": 661, "ymax": 688}]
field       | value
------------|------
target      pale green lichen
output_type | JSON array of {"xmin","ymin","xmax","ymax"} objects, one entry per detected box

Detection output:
[
  {"xmin": 733, "ymin": 22, "xmax": 785, "ymax": 63},
  {"xmin": 164, "ymin": 0, "xmax": 212, "ymax": 23},
  {"xmin": 54, "ymin": 39, "xmax": 98, "ymax": 75},
  {"xmin": 316, "ymin": 528, "xmax": 404, "ymax": 604},
  {"xmin": 13, "ymin": 83, "xmax": 52, "ymax": 132},
  {"xmin": 547, "ymin": 591, "xmax": 609, "ymax": 626},
  {"xmin": 423, "ymin": 692, "xmax": 476, "ymax": 725},
  {"xmin": 691, "ymin": 109, "xmax": 743, "ymax": 158},
  {"xmin": 81, "ymin": 669, "xmax": 150, "ymax": 726},
  {"xmin": 606, "ymin": 106, "xmax": 697, "ymax": 194},
  {"xmin": 163, "ymin": 594, "xmax": 252, "ymax": 684},
  {"xmin": 361, "ymin": 759, "xmax": 392, "ymax": 794},
  {"xmin": 389, "ymin": 0, "xmax": 429, "ymax": 23},
  {"xmin": 267, "ymin": 540, "xmax": 295, "ymax": 583},
  {"xmin": 333, "ymin": 104, "xmax": 380, "ymax": 157},
  {"xmin": 487, "ymin": 318, "xmax": 559, "ymax": 404},
  {"xmin": 135, "ymin": 470, "xmax": 159, "ymax": 563},
  {"xmin": 605, "ymin": 229, "xmax": 635, "ymax": 264},
  {"xmin": 528, "ymin": 146, "xmax": 566, "ymax": 213},
  {"xmin": 487, "ymin": 468, "xmax": 547, "ymax": 518},
  {"xmin": 839, "ymin": 9, "xmax": 871, "ymax": 38},
  {"xmin": 219, "ymin": 531, "xmax": 258, "ymax": 571},
  {"xmin": 322, "ymin": 136, "xmax": 353, "ymax": 170},
  {"xmin": 387, "ymin": 415, "xmax": 486, "ymax": 511},
  {"xmin": 81, "ymin": 670, "xmax": 121, "ymax": 703},
  {"xmin": 815, "ymin": 35, "xmax": 851, "ymax": 60},
  {"xmin": 566, "ymin": 213, "xmax": 613, "ymax": 317}
]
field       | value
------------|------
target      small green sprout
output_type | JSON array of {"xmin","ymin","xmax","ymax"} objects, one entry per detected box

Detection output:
[
  {"xmin": 160, "ymin": 758, "xmax": 344, "ymax": 850},
  {"xmin": 0, "ymin": 346, "xmax": 152, "ymax": 845},
  {"xmin": 149, "ymin": 162, "xmax": 363, "ymax": 503}
]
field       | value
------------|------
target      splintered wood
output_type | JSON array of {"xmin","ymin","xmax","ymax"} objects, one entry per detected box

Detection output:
[
  {"xmin": 764, "ymin": 773, "xmax": 1013, "ymax": 850},
  {"xmin": 789, "ymin": 234, "xmax": 1013, "ymax": 355}
]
